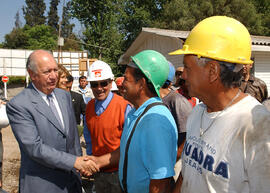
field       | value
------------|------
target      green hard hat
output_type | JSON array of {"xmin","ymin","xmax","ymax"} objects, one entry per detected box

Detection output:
[{"xmin": 131, "ymin": 50, "xmax": 169, "ymax": 97}]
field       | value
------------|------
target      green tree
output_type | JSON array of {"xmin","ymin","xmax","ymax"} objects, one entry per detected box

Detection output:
[
  {"xmin": 153, "ymin": 0, "xmax": 195, "ymax": 30},
  {"xmin": 60, "ymin": 1, "xmax": 82, "ymax": 51},
  {"xmin": 3, "ymin": 25, "xmax": 57, "ymax": 50},
  {"xmin": 3, "ymin": 28, "xmax": 28, "ymax": 49},
  {"xmin": 250, "ymin": 0, "xmax": 270, "ymax": 35},
  {"xmin": 25, "ymin": 25, "xmax": 57, "ymax": 50},
  {"xmin": 48, "ymin": 0, "xmax": 60, "ymax": 33},
  {"xmin": 23, "ymin": 0, "xmax": 46, "ymax": 27},
  {"xmin": 14, "ymin": 10, "xmax": 22, "ymax": 29},
  {"xmin": 71, "ymin": 0, "xmax": 124, "ymax": 64},
  {"xmin": 119, "ymin": 0, "xmax": 170, "ymax": 48},
  {"xmin": 70, "ymin": 0, "xmax": 168, "ymax": 61},
  {"xmin": 155, "ymin": 0, "xmax": 265, "ymax": 35},
  {"xmin": 62, "ymin": 34, "xmax": 82, "ymax": 51},
  {"xmin": 61, "ymin": 1, "xmax": 75, "ymax": 38}
]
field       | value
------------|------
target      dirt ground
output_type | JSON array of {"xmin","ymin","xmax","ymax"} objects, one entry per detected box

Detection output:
[
  {"xmin": 2, "ymin": 125, "xmax": 20, "ymax": 193},
  {"xmin": 1, "ymin": 84, "xmax": 23, "ymax": 193}
]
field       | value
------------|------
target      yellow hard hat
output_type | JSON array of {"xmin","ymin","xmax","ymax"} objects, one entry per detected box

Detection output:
[{"xmin": 169, "ymin": 16, "xmax": 253, "ymax": 65}]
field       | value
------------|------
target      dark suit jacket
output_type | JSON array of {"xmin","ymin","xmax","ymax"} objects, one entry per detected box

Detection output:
[
  {"xmin": 6, "ymin": 83, "xmax": 82, "ymax": 193},
  {"xmin": 70, "ymin": 91, "xmax": 86, "ymax": 125}
]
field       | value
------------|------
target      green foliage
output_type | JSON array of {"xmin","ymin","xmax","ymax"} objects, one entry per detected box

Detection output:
[
  {"xmin": 155, "ymin": 0, "xmax": 266, "ymax": 36},
  {"xmin": 62, "ymin": 34, "xmax": 82, "ymax": 51},
  {"xmin": 3, "ymin": 25, "xmax": 57, "ymax": 50},
  {"xmin": 119, "ymin": 0, "xmax": 170, "ymax": 49},
  {"xmin": 2, "ymin": 0, "xmax": 77, "ymax": 52},
  {"xmin": 24, "ymin": 25, "xmax": 58, "ymax": 50},
  {"xmin": 6, "ymin": 0, "xmax": 267, "ymax": 66},
  {"xmin": 71, "ymin": 0, "xmax": 124, "ymax": 64},
  {"xmin": 0, "ymin": 76, "xmax": 25, "ymax": 87},
  {"xmin": 6, "ymin": 76, "xmax": 26, "ymax": 85},
  {"xmin": 69, "ymin": 0, "xmax": 269, "ymax": 65},
  {"xmin": 23, "ymin": 0, "xmax": 46, "ymax": 27},
  {"xmin": 48, "ymin": 0, "xmax": 60, "ymax": 33},
  {"xmin": 14, "ymin": 11, "xmax": 22, "ymax": 29},
  {"xmin": 3, "ymin": 28, "xmax": 28, "ymax": 49},
  {"xmin": 249, "ymin": 0, "xmax": 270, "ymax": 35},
  {"xmin": 61, "ymin": 1, "xmax": 75, "ymax": 38},
  {"xmin": 153, "ymin": 0, "xmax": 195, "ymax": 30}
]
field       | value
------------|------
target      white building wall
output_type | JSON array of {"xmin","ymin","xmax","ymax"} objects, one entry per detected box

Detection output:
[
  {"xmin": 0, "ymin": 49, "xmax": 31, "ymax": 76},
  {"xmin": 254, "ymin": 51, "xmax": 270, "ymax": 93},
  {"xmin": 134, "ymin": 34, "xmax": 184, "ymax": 68},
  {"xmin": 0, "ymin": 49, "xmax": 87, "ymax": 78}
]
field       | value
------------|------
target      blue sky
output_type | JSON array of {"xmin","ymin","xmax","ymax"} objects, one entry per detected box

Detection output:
[{"xmin": 0, "ymin": 0, "xmax": 81, "ymax": 43}]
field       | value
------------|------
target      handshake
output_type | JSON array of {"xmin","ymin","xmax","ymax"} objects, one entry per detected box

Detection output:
[{"xmin": 74, "ymin": 155, "xmax": 100, "ymax": 177}]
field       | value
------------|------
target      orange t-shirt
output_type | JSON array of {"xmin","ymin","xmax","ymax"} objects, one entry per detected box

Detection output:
[{"xmin": 85, "ymin": 94, "xmax": 129, "ymax": 172}]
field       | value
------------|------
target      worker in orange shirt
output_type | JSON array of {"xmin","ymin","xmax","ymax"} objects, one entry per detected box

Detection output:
[{"xmin": 84, "ymin": 60, "xmax": 132, "ymax": 193}]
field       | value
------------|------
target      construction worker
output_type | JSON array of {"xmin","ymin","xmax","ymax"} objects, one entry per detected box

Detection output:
[
  {"xmin": 174, "ymin": 67, "xmax": 197, "ymax": 107},
  {"xmin": 159, "ymin": 62, "xmax": 192, "ymax": 181},
  {"xmin": 73, "ymin": 75, "xmax": 94, "ymax": 104},
  {"xmin": 240, "ymin": 62, "xmax": 268, "ymax": 103},
  {"xmin": 115, "ymin": 77, "xmax": 125, "ymax": 96},
  {"xmin": 111, "ymin": 81, "xmax": 120, "ymax": 95},
  {"xmin": 172, "ymin": 67, "xmax": 184, "ymax": 91},
  {"xmin": 170, "ymin": 16, "xmax": 270, "ymax": 193},
  {"xmin": 84, "ymin": 50, "xmax": 178, "ymax": 193},
  {"xmin": 84, "ymin": 60, "xmax": 131, "ymax": 193}
]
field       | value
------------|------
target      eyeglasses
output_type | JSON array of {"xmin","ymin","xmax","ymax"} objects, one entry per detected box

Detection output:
[{"xmin": 90, "ymin": 80, "xmax": 109, "ymax": 88}]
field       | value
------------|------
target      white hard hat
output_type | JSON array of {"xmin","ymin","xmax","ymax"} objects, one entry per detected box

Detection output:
[
  {"xmin": 111, "ymin": 81, "xmax": 118, "ymax": 91},
  {"xmin": 87, "ymin": 60, "xmax": 114, "ymax": 81}
]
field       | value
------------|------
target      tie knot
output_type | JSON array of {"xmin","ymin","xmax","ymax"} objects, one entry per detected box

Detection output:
[{"xmin": 47, "ymin": 94, "xmax": 53, "ymax": 101}]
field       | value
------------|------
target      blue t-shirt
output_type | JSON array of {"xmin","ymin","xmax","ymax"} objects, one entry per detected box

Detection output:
[{"xmin": 119, "ymin": 97, "xmax": 178, "ymax": 193}]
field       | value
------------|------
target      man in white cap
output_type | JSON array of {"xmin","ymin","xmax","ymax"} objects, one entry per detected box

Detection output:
[{"xmin": 84, "ymin": 60, "xmax": 131, "ymax": 193}]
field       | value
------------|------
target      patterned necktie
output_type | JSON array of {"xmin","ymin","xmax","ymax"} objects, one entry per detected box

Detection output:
[{"xmin": 47, "ymin": 94, "xmax": 62, "ymax": 128}]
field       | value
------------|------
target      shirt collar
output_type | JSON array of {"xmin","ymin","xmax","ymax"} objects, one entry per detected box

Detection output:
[
  {"xmin": 132, "ymin": 97, "xmax": 161, "ymax": 117},
  {"xmin": 95, "ymin": 91, "xmax": 113, "ymax": 109},
  {"xmin": 32, "ymin": 83, "xmax": 56, "ymax": 104},
  {"xmin": 79, "ymin": 86, "xmax": 88, "ymax": 93},
  {"xmin": 248, "ymin": 74, "xmax": 255, "ymax": 82},
  {"xmin": 32, "ymin": 83, "xmax": 55, "ymax": 97}
]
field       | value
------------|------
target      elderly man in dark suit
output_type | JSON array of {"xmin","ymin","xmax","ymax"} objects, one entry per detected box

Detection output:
[{"xmin": 6, "ymin": 50, "xmax": 98, "ymax": 193}]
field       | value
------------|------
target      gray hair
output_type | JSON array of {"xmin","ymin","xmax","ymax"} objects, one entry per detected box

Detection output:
[
  {"xmin": 196, "ymin": 57, "xmax": 243, "ymax": 88},
  {"xmin": 26, "ymin": 53, "xmax": 37, "ymax": 73},
  {"xmin": 26, "ymin": 50, "xmax": 53, "ymax": 73}
]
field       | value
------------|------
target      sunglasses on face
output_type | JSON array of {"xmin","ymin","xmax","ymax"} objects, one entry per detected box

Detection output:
[{"xmin": 90, "ymin": 80, "xmax": 110, "ymax": 88}]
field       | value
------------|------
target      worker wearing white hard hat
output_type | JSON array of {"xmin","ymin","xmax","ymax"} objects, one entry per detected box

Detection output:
[
  {"xmin": 83, "ymin": 60, "xmax": 132, "ymax": 193},
  {"xmin": 111, "ymin": 81, "xmax": 121, "ymax": 95}
]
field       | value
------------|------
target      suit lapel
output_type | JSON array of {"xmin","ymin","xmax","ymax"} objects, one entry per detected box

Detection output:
[{"xmin": 29, "ymin": 84, "xmax": 66, "ymax": 136}]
